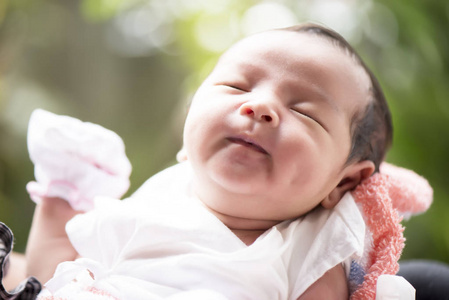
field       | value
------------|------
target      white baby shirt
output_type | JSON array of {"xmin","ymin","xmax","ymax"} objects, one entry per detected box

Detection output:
[{"xmin": 42, "ymin": 162, "xmax": 366, "ymax": 300}]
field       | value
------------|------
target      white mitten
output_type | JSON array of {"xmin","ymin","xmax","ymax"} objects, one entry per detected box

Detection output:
[{"xmin": 27, "ymin": 109, "xmax": 132, "ymax": 211}]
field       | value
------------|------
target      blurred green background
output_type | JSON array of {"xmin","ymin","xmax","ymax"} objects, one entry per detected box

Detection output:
[{"xmin": 0, "ymin": 0, "xmax": 448, "ymax": 266}]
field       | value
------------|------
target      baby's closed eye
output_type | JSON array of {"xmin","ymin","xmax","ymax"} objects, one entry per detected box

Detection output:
[
  {"xmin": 216, "ymin": 82, "xmax": 249, "ymax": 93},
  {"xmin": 290, "ymin": 106, "xmax": 327, "ymax": 130}
]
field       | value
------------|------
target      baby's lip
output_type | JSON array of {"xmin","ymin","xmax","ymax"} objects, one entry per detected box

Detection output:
[{"xmin": 226, "ymin": 136, "xmax": 269, "ymax": 155}]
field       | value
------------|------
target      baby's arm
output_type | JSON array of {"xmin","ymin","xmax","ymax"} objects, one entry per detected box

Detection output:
[
  {"xmin": 23, "ymin": 109, "xmax": 132, "ymax": 284},
  {"xmin": 298, "ymin": 264, "xmax": 348, "ymax": 300},
  {"xmin": 26, "ymin": 196, "xmax": 79, "ymax": 283}
]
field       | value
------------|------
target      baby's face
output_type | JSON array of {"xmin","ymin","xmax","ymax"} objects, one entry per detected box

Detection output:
[{"xmin": 183, "ymin": 30, "xmax": 371, "ymax": 223}]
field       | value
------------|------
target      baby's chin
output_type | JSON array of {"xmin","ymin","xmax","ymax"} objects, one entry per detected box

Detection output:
[
  {"xmin": 201, "ymin": 152, "xmax": 272, "ymax": 186},
  {"xmin": 208, "ymin": 168, "xmax": 271, "ymax": 196},
  {"xmin": 199, "ymin": 198, "xmax": 283, "ymax": 232}
]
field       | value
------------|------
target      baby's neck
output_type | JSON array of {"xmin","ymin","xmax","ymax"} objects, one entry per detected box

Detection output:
[
  {"xmin": 230, "ymin": 228, "xmax": 267, "ymax": 246},
  {"xmin": 189, "ymin": 179, "xmax": 282, "ymax": 245},
  {"xmin": 202, "ymin": 203, "xmax": 280, "ymax": 245}
]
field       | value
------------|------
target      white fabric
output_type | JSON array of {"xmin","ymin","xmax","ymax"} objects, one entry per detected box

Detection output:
[
  {"xmin": 41, "ymin": 162, "xmax": 366, "ymax": 300},
  {"xmin": 376, "ymin": 275, "xmax": 416, "ymax": 300},
  {"xmin": 27, "ymin": 109, "xmax": 132, "ymax": 211}
]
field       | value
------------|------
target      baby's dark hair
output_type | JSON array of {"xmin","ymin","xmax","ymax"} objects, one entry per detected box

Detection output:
[{"xmin": 281, "ymin": 23, "xmax": 393, "ymax": 172}]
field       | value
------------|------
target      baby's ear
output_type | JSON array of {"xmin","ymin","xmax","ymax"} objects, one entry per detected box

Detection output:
[{"xmin": 321, "ymin": 160, "xmax": 375, "ymax": 209}]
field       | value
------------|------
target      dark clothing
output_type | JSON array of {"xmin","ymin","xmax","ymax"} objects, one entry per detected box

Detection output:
[
  {"xmin": 0, "ymin": 222, "xmax": 41, "ymax": 300},
  {"xmin": 399, "ymin": 259, "xmax": 449, "ymax": 300}
]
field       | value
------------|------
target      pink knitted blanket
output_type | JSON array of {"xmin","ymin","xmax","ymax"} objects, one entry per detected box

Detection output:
[{"xmin": 349, "ymin": 163, "xmax": 433, "ymax": 299}]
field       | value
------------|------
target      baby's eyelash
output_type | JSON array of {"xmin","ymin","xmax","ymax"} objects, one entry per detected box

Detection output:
[
  {"xmin": 216, "ymin": 82, "xmax": 248, "ymax": 92},
  {"xmin": 227, "ymin": 85, "xmax": 246, "ymax": 91},
  {"xmin": 290, "ymin": 108, "xmax": 327, "ymax": 131},
  {"xmin": 290, "ymin": 108, "xmax": 312, "ymax": 119}
]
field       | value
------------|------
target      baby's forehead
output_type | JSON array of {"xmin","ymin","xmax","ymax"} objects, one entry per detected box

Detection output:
[
  {"xmin": 217, "ymin": 30, "xmax": 360, "ymax": 75},
  {"xmin": 217, "ymin": 30, "xmax": 366, "ymax": 82},
  {"xmin": 224, "ymin": 30, "xmax": 339, "ymax": 56}
]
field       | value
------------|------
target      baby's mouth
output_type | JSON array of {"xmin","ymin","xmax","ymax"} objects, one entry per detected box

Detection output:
[{"xmin": 227, "ymin": 137, "xmax": 269, "ymax": 155}]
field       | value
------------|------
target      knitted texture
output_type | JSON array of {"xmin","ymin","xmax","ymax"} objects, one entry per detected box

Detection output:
[
  {"xmin": 380, "ymin": 163, "xmax": 433, "ymax": 218},
  {"xmin": 350, "ymin": 174, "xmax": 405, "ymax": 299},
  {"xmin": 349, "ymin": 163, "xmax": 433, "ymax": 299}
]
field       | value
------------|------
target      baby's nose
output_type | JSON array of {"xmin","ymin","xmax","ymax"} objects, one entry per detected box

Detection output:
[{"xmin": 239, "ymin": 101, "xmax": 280, "ymax": 127}]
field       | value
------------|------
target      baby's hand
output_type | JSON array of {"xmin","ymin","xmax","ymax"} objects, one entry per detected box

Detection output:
[{"xmin": 26, "ymin": 109, "xmax": 132, "ymax": 211}]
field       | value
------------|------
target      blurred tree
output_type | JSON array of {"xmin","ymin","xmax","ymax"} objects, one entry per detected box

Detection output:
[{"xmin": 0, "ymin": 0, "xmax": 448, "ymax": 265}]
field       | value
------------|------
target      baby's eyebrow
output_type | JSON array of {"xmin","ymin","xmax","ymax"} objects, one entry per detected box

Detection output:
[
  {"xmin": 235, "ymin": 61, "xmax": 267, "ymax": 79},
  {"xmin": 310, "ymin": 85, "xmax": 340, "ymax": 112},
  {"xmin": 288, "ymin": 79, "xmax": 340, "ymax": 113},
  {"xmin": 212, "ymin": 60, "xmax": 266, "ymax": 83}
]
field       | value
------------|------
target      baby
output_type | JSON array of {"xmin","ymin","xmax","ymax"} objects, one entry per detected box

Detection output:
[{"xmin": 21, "ymin": 23, "xmax": 393, "ymax": 299}]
